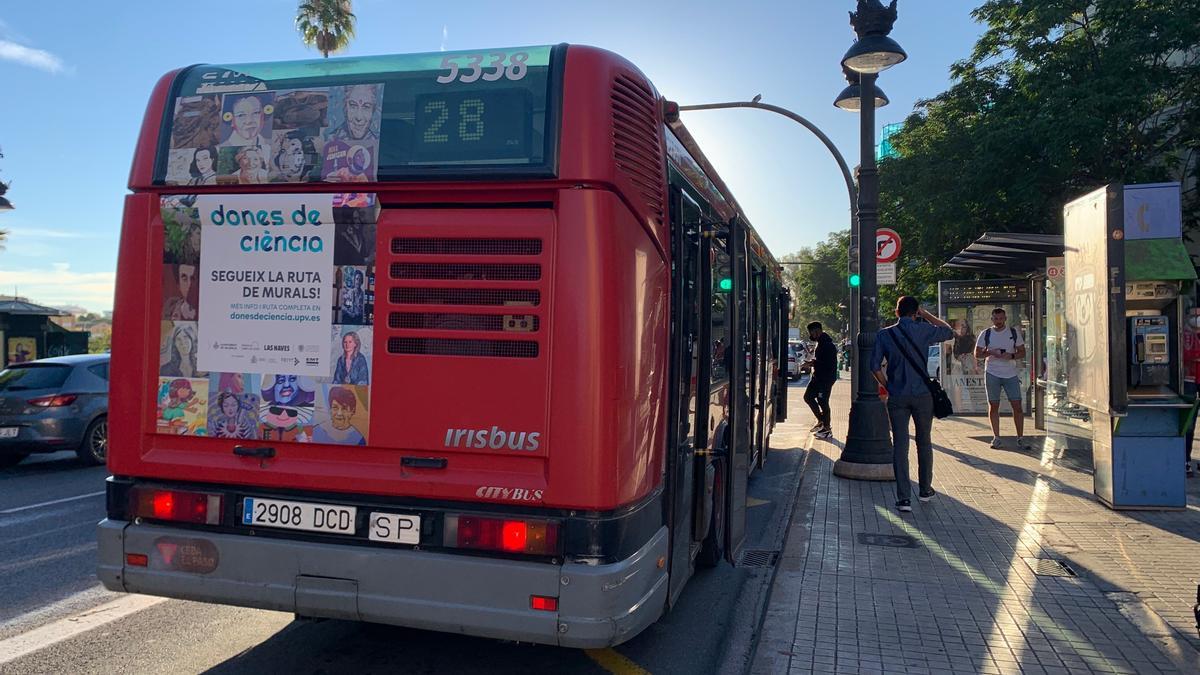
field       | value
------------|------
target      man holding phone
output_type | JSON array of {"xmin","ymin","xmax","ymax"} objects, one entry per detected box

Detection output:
[{"xmin": 974, "ymin": 308, "xmax": 1029, "ymax": 449}]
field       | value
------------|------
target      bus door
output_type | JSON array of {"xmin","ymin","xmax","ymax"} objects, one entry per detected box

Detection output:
[
  {"xmin": 754, "ymin": 268, "xmax": 771, "ymax": 468},
  {"xmin": 776, "ymin": 289, "xmax": 791, "ymax": 422},
  {"xmin": 667, "ymin": 187, "xmax": 703, "ymax": 603},
  {"xmin": 724, "ymin": 218, "xmax": 750, "ymax": 562},
  {"xmin": 747, "ymin": 266, "xmax": 762, "ymax": 467}
]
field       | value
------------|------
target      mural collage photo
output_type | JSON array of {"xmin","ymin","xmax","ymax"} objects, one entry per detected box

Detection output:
[
  {"xmin": 164, "ymin": 82, "xmax": 385, "ymax": 186},
  {"xmin": 157, "ymin": 192, "xmax": 378, "ymax": 446}
]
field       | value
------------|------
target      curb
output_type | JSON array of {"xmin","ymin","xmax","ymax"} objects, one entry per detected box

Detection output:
[{"xmin": 719, "ymin": 439, "xmax": 814, "ymax": 675}]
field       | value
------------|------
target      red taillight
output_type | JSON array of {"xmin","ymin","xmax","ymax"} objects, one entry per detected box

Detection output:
[
  {"xmin": 126, "ymin": 553, "xmax": 149, "ymax": 567},
  {"xmin": 130, "ymin": 488, "xmax": 222, "ymax": 525},
  {"xmin": 445, "ymin": 515, "xmax": 559, "ymax": 556},
  {"xmin": 27, "ymin": 394, "xmax": 78, "ymax": 407},
  {"xmin": 530, "ymin": 595, "xmax": 558, "ymax": 611}
]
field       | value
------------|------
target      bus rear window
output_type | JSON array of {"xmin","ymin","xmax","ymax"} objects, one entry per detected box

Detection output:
[{"xmin": 156, "ymin": 46, "xmax": 558, "ymax": 185}]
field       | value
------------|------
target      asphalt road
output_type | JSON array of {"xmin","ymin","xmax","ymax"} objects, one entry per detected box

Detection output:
[{"xmin": 0, "ymin": 381, "xmax": 812, "ymax": 674}]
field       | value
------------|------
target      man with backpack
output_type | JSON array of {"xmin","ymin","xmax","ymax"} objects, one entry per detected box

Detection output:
[
  {"xmin": 974, "ymin": 308, "xmax": 1029, "ymax": 449},
  {"xmin": 869, "ymin": 297, "xmax": 955, "ymax": 513}
]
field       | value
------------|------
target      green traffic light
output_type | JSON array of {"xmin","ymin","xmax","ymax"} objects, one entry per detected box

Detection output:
[
  {"xmin": 718, "ymin": 278, "xmax": 733, "ymax": 291},
  {"xmin": 848, "ymin": 273, "xmax": 861, "ymax": 287}
]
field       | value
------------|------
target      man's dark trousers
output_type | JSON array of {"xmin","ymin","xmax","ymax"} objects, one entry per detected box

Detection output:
[{"xmin": 804, "ymin": 377, "xmax": 834, "ymax": 429}]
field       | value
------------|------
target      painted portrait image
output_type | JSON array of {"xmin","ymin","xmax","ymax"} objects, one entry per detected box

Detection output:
[
  {"xmin": 334, "ymin": 266, "xmax": 367, "ymax": 325},
  {"xmin": 156, "ymin": 376, "xmax": 208, "ymax": 436},
  {"xmin": 258, "ymin": 374, "xmax": 316, "ymax": 442},
  {"xmin": 269, "ymin": 130, "xmax": 324, "ymax": 183},
  {"xmin": 162, "ymin": 264, "xmax": 199, "ymax": 321},
  {"xmin": 159, "ymin": 321, "xmax": 205, "ymax": 379},
  {"xmin": 207, "ymin": 389, "xmax": 260, "ymax": 440},
  {"xmin": 312, "ymin": 385, "xmax": 369, "ymax": 445},
  {"xmin": 332, "ymin": 206, "xmax": 375, "ymax": 267},
  {"xmin": 218, "ymin": 92, "xmax": 275, "ymax": 150},
  {"xmin": 330, "ymin": 326, "xmax": 372, "ymax": 385},
  {"xmin": 328, "ymin": 84, "xmax": 382, "ymax": 143}
]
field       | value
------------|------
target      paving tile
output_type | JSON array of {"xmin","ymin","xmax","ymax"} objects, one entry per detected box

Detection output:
[{"xmin": 750, "ymin": 381, "xmax": 1200, "ymax": 674}]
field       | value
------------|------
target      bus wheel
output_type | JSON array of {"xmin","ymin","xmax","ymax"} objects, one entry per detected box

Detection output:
[{"xmin": 697, "ymin": 460, "xmax": 725, "ymax": 568}]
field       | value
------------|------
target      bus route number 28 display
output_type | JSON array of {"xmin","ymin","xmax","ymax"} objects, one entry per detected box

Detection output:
[{"xmin": 412, "ymin": 89, "xmax": 532, "ymax": 163}]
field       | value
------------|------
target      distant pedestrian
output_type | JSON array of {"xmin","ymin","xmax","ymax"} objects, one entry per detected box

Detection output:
[
  {"xmin": 803, "ymin": 322, "xmax": 838, "ymax": 439},
  {"xmin": 974, "ymin": 308, "xmax": 1029, "ymax": 448},
  {"xmin": 870, "ymin": 296, "xmax": 954, "ymax": 513}
]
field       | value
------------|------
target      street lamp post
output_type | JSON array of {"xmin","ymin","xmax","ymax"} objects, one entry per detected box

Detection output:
[{"xmin": 833, "ymin": 0, "xmax": 906, "ymax": 481}]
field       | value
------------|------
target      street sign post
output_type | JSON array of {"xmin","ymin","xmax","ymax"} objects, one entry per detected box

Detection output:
[
  {"xmin": 877, "ymin": 261, "xmax": 897, "ymax": 285},
  {"xmin": 876, "ymin": 228, "xmax": 901, "ymax": 263}
]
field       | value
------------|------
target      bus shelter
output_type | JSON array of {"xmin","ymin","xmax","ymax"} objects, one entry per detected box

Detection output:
[{"xmin": 936, "ymin": 279, "xmax": 1034, "ymax": 416}]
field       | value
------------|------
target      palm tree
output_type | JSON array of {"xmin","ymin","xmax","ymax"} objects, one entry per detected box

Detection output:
[{"xmin": 295, "ymin": 0, "xmax": 357, "ymax": 58}]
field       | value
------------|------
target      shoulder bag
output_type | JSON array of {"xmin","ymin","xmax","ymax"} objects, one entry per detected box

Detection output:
[{"xmin": 890, "ymin": 325, "xmax": 955, "ymax": 419}]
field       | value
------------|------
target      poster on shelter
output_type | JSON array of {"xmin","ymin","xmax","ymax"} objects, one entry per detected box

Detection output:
[
  {"xmin": 7, "ymin": 337, "xmax": 36, "ymax": 365},
  {"xmin": 194, "ymin": 193, "xmax": 339, "ymax": 377}
]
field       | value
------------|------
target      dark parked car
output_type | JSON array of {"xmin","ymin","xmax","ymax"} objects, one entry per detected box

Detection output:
[{"xmin": 0, "ymin": 353, "xmax": 109, "ymax": 467}]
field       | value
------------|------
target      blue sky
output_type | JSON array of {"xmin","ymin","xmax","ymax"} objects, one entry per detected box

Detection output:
[{"xmin": 0, "ymin": 1, "xmax": 985, "ymax": 313}]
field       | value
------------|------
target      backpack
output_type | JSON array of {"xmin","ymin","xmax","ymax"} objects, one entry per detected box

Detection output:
[{"xmin": 984, "ymin": 327, "xmax": 1018, "ymax": 349}]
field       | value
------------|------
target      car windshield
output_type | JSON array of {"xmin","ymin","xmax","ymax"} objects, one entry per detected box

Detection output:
[{"xmin": 0, "ymin": 364, "xmax": 72, "ymax": 391}]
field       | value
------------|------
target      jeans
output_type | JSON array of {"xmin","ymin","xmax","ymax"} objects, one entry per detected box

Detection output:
[
  {"xmin": 804, "ymin": 380, "xmax": 833, "ymax": 428},
  {"xmin": 888, "ymin": 393, "xmax": 934, "ymax": 502}
]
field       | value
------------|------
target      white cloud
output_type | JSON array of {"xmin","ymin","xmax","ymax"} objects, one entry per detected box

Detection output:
[
  {"xmin": 4, "ymin": 227, "xmax": 103, "ymax": 239},
  {"xmin": 440, "ymin": 25, "xmax": 448, "ymax": 52},
  {"xmin": 0, "ymin": 38, "xmax": 66, "ymax": 74},
  {"xmin": 0, "ymin": 264, "xmax": 114, "ymax": 313}
]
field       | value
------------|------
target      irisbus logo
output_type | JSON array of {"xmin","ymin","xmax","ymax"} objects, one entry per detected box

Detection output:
[{"xmin": 444, "ymin": 426, "xmax": 541, "ymax": 451}]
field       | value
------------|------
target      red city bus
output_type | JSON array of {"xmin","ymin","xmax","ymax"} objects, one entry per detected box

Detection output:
[{"xmin": 100, "ymin": 44, "xmax": 790, "ymax": 648}]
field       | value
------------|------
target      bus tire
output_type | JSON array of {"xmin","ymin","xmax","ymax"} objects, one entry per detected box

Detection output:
[{"xmin": 697, "ymin": 459, "xmax": 725, "ymax": 568}]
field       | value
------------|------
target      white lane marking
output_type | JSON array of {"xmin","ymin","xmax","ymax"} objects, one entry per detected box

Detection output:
[
  {"xmin": 0, "ymin": 491, "xmax": 105, "ymax": 515},
  {"xmin": 0, "ymin": 594, "xmax": 168, "ymax": 665},
  {"xmin": 0, "ymin": 586, "xmax": 113, "ymax": 634},
  {"xmin": 0, "ymin": 542, "xmax": 97, "ymax": 575}
]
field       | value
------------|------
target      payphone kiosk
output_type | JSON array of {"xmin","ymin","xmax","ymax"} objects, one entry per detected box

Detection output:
[{"xmin": 1064, "ymin": 183, "xmax": 1195, "ymax": 510}]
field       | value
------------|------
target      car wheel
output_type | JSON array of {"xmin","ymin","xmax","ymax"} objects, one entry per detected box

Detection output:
[
  {"xmin": 76, "ymin": 416, "xmax": 108, "ymax": 466},
  {"xmin": 0, "ymin": 453, "xmax": 29, "ymax": 469}
]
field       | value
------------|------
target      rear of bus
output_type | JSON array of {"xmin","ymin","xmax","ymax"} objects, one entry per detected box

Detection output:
[{"xmin": 99, "ymin": 44, "xmax": 676, "ymax": 648}]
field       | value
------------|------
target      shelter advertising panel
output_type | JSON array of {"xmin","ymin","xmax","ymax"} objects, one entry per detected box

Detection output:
[
  {"xmin": 939, "ymin": 280, "xmax": 1033, "ymax": 415},
  {"xmin": 1063, "ymin": 185, "xmax": 1126, "ymax": 414}
]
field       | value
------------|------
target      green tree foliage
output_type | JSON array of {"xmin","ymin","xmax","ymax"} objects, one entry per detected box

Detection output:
[
  {"xmin": 296, "ymin": 0, "xmax": 357, "ymax": 58},
  {"xmin": 878, "ymin": 0, "xmax": 1200, "ymax": 308},
  {"xmin": 782, "ymin": 230, "xmax": 852, "ymax": 337}
]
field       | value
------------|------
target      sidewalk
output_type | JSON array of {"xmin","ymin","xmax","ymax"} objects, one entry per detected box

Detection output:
[{"xmin": 753, "ymin": 378, "xmax": 1200, "ymax": 674}]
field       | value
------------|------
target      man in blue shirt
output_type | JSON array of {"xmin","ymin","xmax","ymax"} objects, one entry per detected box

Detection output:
[{"xmin": 870, "ymin": 296, "xmax": 954, "ymax": 513}]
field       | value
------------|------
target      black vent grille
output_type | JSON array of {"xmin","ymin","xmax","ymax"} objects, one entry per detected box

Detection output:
[
  {"xmin": 391, "ymin": 238, "xmax": 542, "ymax": 256},
  {"xmin": 388, "ymin": 337, "xmax": 539, "ymax": 358},
  {"xmin": 390, "ymin": 262, "xmax": 541, "ymax": 282},
  {"xmin": 389, "ymin": 313, "xmax": 539, "ymax": 332},
  {"xmin": 389, "ymin": 288, "xmax": 540, "ymax": 306},
  {"xmin": 612, "ymin": 74, "xmax": 664, "ymax": 225}
]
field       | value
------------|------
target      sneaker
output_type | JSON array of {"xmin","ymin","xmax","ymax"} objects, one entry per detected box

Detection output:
[
  {"xmin": 1017, "ymin": 436, "xmax": 1032, "ymax": 449},
  {"xmin": 1187, "ymin": 462, "xmax": 1195, "ymax": 478},
  {"xmin": 896, "ymin": 500, "xmax": 913, "ymax": 513},
  {"xmin": 811, "ymin": 422, "xmax": 824, "ymax": 432},
  {"xmin": 990, "ymin": 436, "xmax": 1002, "ymax": 449},
  {"xmin": 815, "ymin": 428, "xmax": 833, "ymax": 440},
  {"xmin": 918, "ymin": 488, "xmax": 936, "ymax": 503}
]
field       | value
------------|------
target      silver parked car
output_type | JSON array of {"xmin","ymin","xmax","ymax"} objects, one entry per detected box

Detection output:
[{"xmin": 0, "ymin": 353, "xmax": 110, "ymax": 467}]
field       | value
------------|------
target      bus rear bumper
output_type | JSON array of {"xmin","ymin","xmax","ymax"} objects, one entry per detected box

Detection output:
[{"xmin": 97, "ymin": 519, "xmax": 668, "ymax": 648}]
